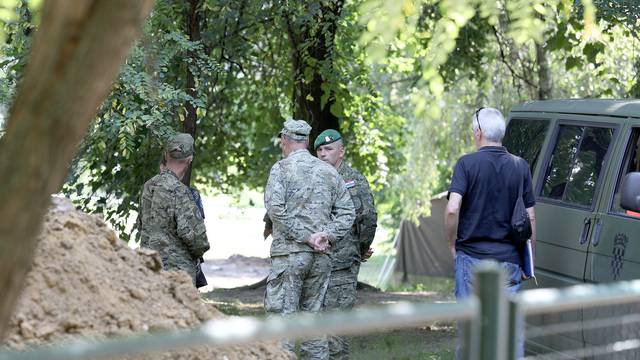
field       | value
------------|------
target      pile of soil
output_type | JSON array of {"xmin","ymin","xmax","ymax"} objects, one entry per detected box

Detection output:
[{"xmin": 2, "ymin": 197, "xmax": 292, "ymax": 359}]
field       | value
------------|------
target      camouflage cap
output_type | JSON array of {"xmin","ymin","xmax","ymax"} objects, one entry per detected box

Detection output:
[
  {"xmin": 279, "ymin": 119, "xmax": 311, "ymax": 141},
  {"xmin": 165, "ymin": 133, "xmax": 194, "ymax": 159},
  {"xmin": 314, "ymin": 129, "xmax": 342, "ymax": 150}
]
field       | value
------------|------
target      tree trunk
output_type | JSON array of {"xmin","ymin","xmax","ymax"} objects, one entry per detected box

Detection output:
[
  {"xmin": 536, "ymin": 42, "xmax": 553, "ymax": 100},
  {"xmin": 0, "ymin": 0, "xmax": 153, "ymax": 339},
  {"xmin": 284, "ymin": 1, "xmax": 342, "ymax": 149},
  {"xmin": 182, "ymin": 0, "xmax": 202, "ymax": 186}
]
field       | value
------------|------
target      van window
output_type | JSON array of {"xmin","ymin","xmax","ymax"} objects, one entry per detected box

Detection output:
[
  {"xmin": 541, "ymin": 125, "xmax": 613, "ymax": 207},
  {"xmin": 610, "ymin": 128, "xmax": 640, "ymax": 218},
  {"xmin": 504, "ymin": 118, "xmax": 550, "ymax": 172}
]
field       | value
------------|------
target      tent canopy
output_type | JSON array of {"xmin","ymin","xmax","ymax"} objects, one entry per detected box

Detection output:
[{"xmin": 395, "ymin": 193, "xmax": 453, "ymax": 279}]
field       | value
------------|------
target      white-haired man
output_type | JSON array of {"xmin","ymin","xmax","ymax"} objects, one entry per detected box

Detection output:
[{"xmin": 444, "ymin": 107, "xmax": 536, "ymax": 357}]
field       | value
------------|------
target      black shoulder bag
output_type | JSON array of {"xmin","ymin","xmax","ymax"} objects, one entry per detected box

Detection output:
[{"xmin": 510, "ymin": 158, "xmax": 532, "ymax": 246}]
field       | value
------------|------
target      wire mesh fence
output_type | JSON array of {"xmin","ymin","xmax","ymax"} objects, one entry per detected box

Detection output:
[
  {"xmin": 518, "ymin": 280, "xmax": 640, "ymax": 360},
  {"xmin": 3, "ymin": 262, "xmax": 640, "ymax": 360}
]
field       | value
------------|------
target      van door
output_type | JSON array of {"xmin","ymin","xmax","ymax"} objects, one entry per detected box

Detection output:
[
  {"xmin": 535, "ymin": 120, "xmax": 617, "ymax": 287},
  {"xmin": 585, "ymin": 124, "xmax": 640, "ymax": 282},
  {"xmin": 583, "ymin": 124, "xmax": 640, "ymax": 359}
]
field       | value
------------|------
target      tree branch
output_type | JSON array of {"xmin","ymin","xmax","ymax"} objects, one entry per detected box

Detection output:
[{"xmin": 491, "ymin": 26, "xmax": 537, "ymax": 88}]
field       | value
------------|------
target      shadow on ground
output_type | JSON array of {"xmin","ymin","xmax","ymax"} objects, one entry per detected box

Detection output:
[{"xmin": 202, "ymin": 283, "xmax": 456, "ymax": 359}]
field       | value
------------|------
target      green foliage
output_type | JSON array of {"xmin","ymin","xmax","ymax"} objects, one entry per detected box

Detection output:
[
  {"xmin": 1, "ymin": 0, "xmax": 638, "ymax": 240},
  {"xmin": 0, "ymin": 0, "xmax": 35, "ymax": 107},
  {"xmin": 64, "ymin": 42, "xmax": 187, "ymax": 238},
  {"xmin": 357, "ymin": 0, "xmax": 639, "ymax": 224},
  {"xmin": 57, "ymin": 0, "xmax": 407, "ymax": 239}
]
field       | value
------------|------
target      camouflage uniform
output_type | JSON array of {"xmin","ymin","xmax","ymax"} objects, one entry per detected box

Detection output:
[
  {"xmin": 324, "ymin": 163, "xmax": 377, "ymax": 359},
  {"xmin": 264, "ymin": 120, "xmax": 356, "ymax": 360},
  {"xmin": 139, "ymin": 134, "xmax": 210, "ymax": 284}
]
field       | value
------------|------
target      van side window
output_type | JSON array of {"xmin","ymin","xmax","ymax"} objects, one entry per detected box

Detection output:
[
  {"xmin": 541, "ymin": 125, "xmax": 613, "ymax": 207},
  {"xmin": 610, "ymin": 128, "xmax": 640, "ymax": 218},
  {"xmin": 503, "ymin": 118, "xmax": 549, "ymax": 172}
]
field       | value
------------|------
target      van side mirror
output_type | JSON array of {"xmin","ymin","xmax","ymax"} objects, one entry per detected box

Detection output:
[{"xmin": 620, "ymin": 172, "xmax": 640, "ymax": 213}]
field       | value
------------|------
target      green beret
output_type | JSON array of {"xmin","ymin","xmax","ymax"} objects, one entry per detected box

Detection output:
[
  {"xmin": 314, "ymin": 129, "xmax": 342, "ymax": 150},
  {"xmin": 165, "ymin": 133, "xmax": 194, "ymax": 159}
]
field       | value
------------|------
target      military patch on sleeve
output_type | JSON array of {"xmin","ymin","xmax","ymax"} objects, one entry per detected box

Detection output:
[{"xmin": 345, "ymin": 179, "xmax": 356, "ymax": 188}]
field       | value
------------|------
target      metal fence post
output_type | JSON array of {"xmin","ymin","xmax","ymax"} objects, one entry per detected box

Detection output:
[
  {"xmin": 475, "ymin": 261, "xmax": 507, "ymax": 360},
  {"xmin": 507, "ymin": 298, "xmax": 523, "ymax": 360},
  {"xmin": 460, "ymin": 301, "xmax": 480, "ymax": 360}
]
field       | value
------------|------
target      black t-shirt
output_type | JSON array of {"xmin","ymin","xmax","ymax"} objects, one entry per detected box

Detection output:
[{"xmin": 448, "ymin": 146, "xmax": 535, "ymax": 265}]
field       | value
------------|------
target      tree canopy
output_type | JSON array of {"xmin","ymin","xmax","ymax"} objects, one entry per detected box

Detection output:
[{"xmin": 0, "ymin": 0, "xmax": 638, "ymax": 238}]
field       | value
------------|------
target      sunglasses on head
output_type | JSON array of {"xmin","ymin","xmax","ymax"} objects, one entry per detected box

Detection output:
[{"xmin": 474, "ymin": 107, "xmax": 485, "ymax": 132}]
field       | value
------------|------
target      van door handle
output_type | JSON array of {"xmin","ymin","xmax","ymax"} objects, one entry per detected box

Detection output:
[
  {"xmin": 579, "ymin": 218, "xmax": 592, "ymax": 245},
  {"xmin": 591, "ymin": 219, "xmax": 603, "ymax": 247}
]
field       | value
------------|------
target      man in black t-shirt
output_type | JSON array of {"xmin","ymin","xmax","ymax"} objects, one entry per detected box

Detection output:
[{"xmin": 444, "ymin": 107, "xmax": 536, "ymax": 357}]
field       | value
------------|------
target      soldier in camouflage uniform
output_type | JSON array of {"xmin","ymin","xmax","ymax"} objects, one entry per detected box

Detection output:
[
  {"xmin": 264, "ymin": 120, "xmax": 356, "ymax": 360},
  {"xmin": 139, "ymin": 133, "xmax": 210, "ymax": 285},
  {"xmin": 315, "ymin": 129, "xmax": 378, "ymax": 360}
]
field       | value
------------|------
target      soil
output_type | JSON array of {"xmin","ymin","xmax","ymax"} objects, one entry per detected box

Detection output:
[
  {"xmin": 2, "ymin": 197, "xmax": 292, "ymax": 359},
  {"xmin": 200, "ymin": 255, "xmax": 270, "ymax": 291}
]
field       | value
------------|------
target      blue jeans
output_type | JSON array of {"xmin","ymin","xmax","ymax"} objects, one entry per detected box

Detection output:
[
  {"xmin": 455, "ymin": 251, "xmax": 522, "ymax": 298},
  {"xmin": 455, "ymin": 251, "xmax": 524, "ymax": 358}
]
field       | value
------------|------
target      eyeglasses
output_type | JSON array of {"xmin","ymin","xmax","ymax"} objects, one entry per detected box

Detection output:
[{"xmin": 474, "ymin": 107, "xmax": 485, "ymax": 132}]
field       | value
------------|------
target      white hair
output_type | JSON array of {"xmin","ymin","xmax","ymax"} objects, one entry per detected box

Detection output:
[{"xmin": 473, "ymin": 107, "xmax": 506, "ymax": 142}]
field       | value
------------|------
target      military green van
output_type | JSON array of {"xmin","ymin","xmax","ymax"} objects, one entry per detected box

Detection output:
[{"xmin": 503, "ymin": 99, "xmax": 640, "ymax": 357}]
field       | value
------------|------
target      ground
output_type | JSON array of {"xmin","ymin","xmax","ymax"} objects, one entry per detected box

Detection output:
[
  {"xmin": 200, "ymin": 255, "xmax": 456, "ymax": 359},
  {"xmin": 192, "ymin": 193, "xmax": 457, "ymax": 358}
]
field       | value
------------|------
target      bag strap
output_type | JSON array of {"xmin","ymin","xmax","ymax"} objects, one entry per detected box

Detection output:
[{"xmin": 510, "ymin": 154, "xmax": 526, "ymax": 205}]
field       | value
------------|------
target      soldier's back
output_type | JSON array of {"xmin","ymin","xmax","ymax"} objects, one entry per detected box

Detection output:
[
  {"xmin": 267, "ymin": 149, "xmax": 347, "ymax": 255},
  {"xmin": 279, "ymin": 150, "xmax": 342, "ymax": 219},
  {"xmin": 139, "ymin": 171, "xmax": 183, "ymax": 254}
]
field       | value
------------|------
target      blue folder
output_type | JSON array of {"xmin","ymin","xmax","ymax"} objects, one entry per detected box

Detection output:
[{"xmin": 522, "ymin": 240, "xmax": 537, "ymax": 285}]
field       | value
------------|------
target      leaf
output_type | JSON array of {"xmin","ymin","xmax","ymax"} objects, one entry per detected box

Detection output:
[
  {"xmin": 583, "ymin": 42, "xmax": 605, "ymax": 64},
  {"xmin": 329, "ymin": 100, "xmax": 343, "ymax": 117},
  {"xmin": 546, "ymin": 24, "xmax": 571, "ymax": 51},
  {"xmin": 565, "ymin": 56, "xmax": 582, "ymax": 71}
]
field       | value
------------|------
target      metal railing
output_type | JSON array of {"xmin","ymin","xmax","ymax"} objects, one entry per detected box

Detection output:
[
  {"xmin": 3, "ymin": 261, "xmax": 640, "ymax": 360},
  {"xmin": 0, "ymin": 300, "xmax": 478, "ymax": 360},
  {"xmin": 515, "ymin": 280, "xmax": 640, "ymax": 360}
]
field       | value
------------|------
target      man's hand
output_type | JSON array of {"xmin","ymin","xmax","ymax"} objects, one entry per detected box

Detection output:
[
  {"xmin": 308, "ymin": 232, "xmax": 330, "ymax": 252},
  {"xmin": 445, "ymin": 193, "xmax": 462, "ymax": 260},
  {"xmin": 361, "ymin": 247, "xmax": 374, "ymax": 262}
]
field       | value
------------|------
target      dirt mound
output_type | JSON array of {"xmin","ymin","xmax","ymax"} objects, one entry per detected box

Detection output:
[{"xmin": 3, "ymin": 197, "xmax": 292, "ymax": 359}]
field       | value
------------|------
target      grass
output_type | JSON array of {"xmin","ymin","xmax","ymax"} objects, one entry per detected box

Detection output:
[
  {"xmin": 349, "ymin": 327, "xmax": 455, "ymax": 360},
  {"xmin": 204, "ymin": 264, "xmax": 458, "ymax": 359},
  {"xmin": 385, "ymin": 274, "xmax": 455, "ymax": 294},
  {"xmin": 208, "ymin": 295, "xmax": 457, "ymax": 359},
  {"xmin": 359, "ymin": 255, "xmax": 455, "ymax": 295},
  {"xmin": 358, "ymin": 254, "xmax": 389, "ymax": 286}
]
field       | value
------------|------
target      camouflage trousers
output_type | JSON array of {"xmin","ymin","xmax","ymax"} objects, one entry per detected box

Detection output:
[
  {"xmin": 161, "ymin": 254, "xmax": 198, "ymax": 285},
  {"xmin": 323, "ymin": 263, "xmax": 360, "ymax": 360},
  {"xmin": 265, "ymin": 252, "xmax": 331, "ymax": 360}
]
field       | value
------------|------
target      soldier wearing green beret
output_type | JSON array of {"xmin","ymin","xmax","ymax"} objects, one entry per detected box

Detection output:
[
  {"xmin": 138, "ymin": 133, "xmax": 210, "ymax": 285},
  {"xmin": 264, "ymin": 120, "xmax": 356, "ymax": 359},
  {"xmin": 315, "ymin": 129, "xmax": 378, "ymax": 360}
]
